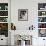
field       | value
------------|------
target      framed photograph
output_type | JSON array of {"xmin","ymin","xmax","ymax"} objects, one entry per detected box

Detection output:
[{"xmin": 18, "ymin": 9, "xmax": 28, "ymax": 21}]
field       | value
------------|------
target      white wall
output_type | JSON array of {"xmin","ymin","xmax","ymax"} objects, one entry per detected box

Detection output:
[
  {"xmin": 11, "ymin": 0, "xmax": 46, "ymax": 46},
  {"xmin": 11, "ymin": 0, "xmax": 38, "ymax": 30},
  {"xmin": 11, "ymin": 0, "xmax": 46, "ymax": 30}
]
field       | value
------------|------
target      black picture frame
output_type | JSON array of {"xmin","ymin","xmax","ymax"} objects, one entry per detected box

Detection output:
[{"xmin": 18, "ymin": 9, "xmax": 28, "ymax": 21}]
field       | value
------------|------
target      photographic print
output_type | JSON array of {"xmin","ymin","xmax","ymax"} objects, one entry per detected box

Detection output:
[{"xmin": 18, "ymin": 9, "xmax": 28, "ymax": 21}]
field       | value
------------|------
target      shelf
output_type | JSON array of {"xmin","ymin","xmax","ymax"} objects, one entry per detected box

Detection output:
[
  {"xmin": 38, "ymin": 22, "xmax": 46, "ymax": 23},
  {"xmin": 0, "ymin": 3, "xmax": 8, "ymax": 37},
  {"xmin": 0, "ymin": 22, "xmax": 8, "ymax": 23},
  {"xmin": 38, "ymin": 16, "xmax": 46, "ymax": 17},
  {"xmin": 38, "ymin": 28, "xmax": 46, "ymax": 29},
  {"xmin": 0, "ymin": 16, "xmax": 8, "ymax": 17},
  {"xmin": 0, "ymin": 10, "xmax": 8, "ymax": 11},
  {"xmin": 38, "ymin": 10, "xmax": 46, "ymax": 11},
  {"xmin": 38, "ymin": 3, "xmax": 46, "ymax": 37}
]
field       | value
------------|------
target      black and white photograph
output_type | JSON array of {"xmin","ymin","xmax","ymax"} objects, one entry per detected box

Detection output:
[{"xmin": 18, "ymin": 9, "xmax": 28, "ymax": 21}]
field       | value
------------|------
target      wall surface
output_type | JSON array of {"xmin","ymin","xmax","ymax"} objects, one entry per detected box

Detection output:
[
  {"xmin": 11, "ymin": 0, "xmax": 38, "ymax": 30},
  {"xmin": 11, "ymin": 0, "xmax": 46, "ymax": 30},
  {"xmin": 11, "ymin": 0, "xmax": 46, "ymax": 46}
]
